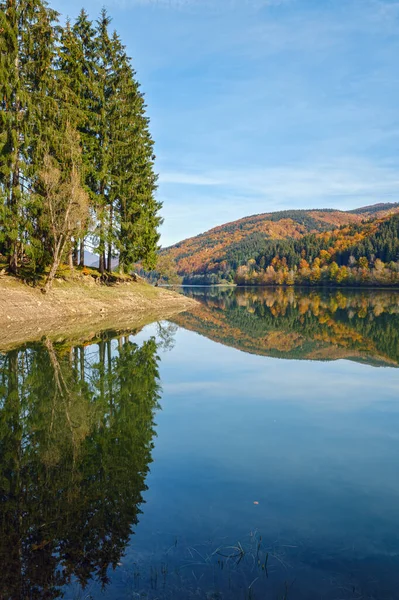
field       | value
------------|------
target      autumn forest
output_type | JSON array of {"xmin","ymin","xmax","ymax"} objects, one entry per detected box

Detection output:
[{"xmin": 156, "ymin": 203, "xmax": 399, "ymax": 288}]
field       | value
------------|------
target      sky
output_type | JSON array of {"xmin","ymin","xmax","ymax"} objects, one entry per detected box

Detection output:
[{"xmin": 51, "ymin": 0, "xmax": 399, "ymax": 246}]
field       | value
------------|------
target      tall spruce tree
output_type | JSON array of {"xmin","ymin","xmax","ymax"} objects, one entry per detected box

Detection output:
[
  {"xmin": 94, "ymin": 9, "xmax": 113, "ymax": 274},
  {"xmin": 1, "ymin": 2, "xmax": 162, "ymax": 279},
  {"xmin": 57, "ymin": 18, "xmax": 89, "ymax": 268},
  {"xmin": 0, "ymin": 0, "xmax": 58, "ymax": 273},
  {"xmin": 71, "ymin": 10, "xmax": 100, "ymax": 267},
  {"xmin": 107, "ymin": 30, "xmax": 161, "ymax": 273}
]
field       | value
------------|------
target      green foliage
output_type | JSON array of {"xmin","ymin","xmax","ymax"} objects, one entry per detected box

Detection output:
[{"xmin": 0, "ymin": 1, "xmax": 161, "ymax": 281}]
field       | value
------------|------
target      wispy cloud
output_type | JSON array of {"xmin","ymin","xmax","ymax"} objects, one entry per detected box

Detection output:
[
  {"xmin": 160, "ymin": 159, "xmax": 399, "ymax": 201},
  {"xmin": 158, "ymin": 159, "xmax": 399, "ymax": 245},
  {"xmin": 121, "ymin": 0, "xmax": 290, "ymax": 7},
  {"xmin": 54, "ymin": 0, "xmax": 399, "ymax": 247}
]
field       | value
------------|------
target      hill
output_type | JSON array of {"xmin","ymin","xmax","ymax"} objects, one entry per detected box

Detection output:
[{"xmin": 159, "ymin": 203, "xmax": 399, "ymax": 286}]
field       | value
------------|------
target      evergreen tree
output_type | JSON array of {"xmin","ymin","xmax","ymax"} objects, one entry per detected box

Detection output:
[
  {"xmin": 107, "ymin": 31, "xmax": 161, "ymax": 273},
  {"xmin": 71, "ymin": 10, "xmax": 100, "ymax": 267},
  {"xmin": 0, "ymin": 0, "xmax": 58, "ymax": 273},
  {"xmin": 1, "ymin": 2, "xmax": 162, "ymax": 279}
]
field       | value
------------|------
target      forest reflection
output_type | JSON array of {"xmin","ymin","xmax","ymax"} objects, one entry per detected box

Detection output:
[
  {"xmin": 176, "ymin": 286, "xmax": 399, "ymax": 366},
  {"xmin": 0, "ymin": 332, "xmax": 162, "ymax": 598}
]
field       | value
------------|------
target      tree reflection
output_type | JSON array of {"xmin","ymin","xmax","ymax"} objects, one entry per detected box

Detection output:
[
  {"xmin": 0, "ymin": 334, "xmax": 161, "ymax": 598},
  {"xmin": 176, "ymin": 287, "xmax": 399, "ymax": 365}
]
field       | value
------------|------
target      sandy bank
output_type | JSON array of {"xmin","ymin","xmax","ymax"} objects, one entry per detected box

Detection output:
[{"xmin": 0, "ymin": 276, "xmax": 195, "ymax": 351}]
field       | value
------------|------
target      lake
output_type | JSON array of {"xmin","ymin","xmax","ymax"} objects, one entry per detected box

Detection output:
[{"xmin": 1, "ymin": 287, "xmax": 399, "ymax": 600}]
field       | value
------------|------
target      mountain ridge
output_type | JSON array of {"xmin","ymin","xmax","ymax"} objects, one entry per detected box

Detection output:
[
  {"xmin": 160, "ymin": 202, "xmax": 399, "ymax": 286},
  {"xmin": 165, "ymin": 202, "xmax": 399, "ymax": 250}
]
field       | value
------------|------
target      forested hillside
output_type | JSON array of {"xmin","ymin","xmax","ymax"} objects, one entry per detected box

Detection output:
[
  {"xmin": 0, "ymin": 0, "xmax": 161, "ymax": 291},
  {"xmin": 159, "ymin": 204, "xmax": 399, "ymax": 287}
]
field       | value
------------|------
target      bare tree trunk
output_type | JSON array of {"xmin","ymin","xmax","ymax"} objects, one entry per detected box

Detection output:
[
  {"xmin": 42, "ymin": 238, "xmax": 65, "ymax": 293},
  {"xmin": 43, "ymin": 259, "xmax": 59, "ymax": 293}
]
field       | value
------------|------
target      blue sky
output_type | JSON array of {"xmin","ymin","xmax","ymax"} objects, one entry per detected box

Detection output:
[{"xmin": 51, "ymin": 0, "xmax": 399, "ymax": 246}]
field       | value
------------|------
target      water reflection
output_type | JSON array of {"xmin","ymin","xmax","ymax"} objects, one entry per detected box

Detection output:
[
  {"xmin": 1, "ymin": 288, "xmax": 399, "ymax": 599},
  {"xmin": 176, "ymin": 286, "xmax": 399, "ymax": 366},
  {"xmin": 0, "ymin": 332, "xmax": 161, "ymax": 598}
]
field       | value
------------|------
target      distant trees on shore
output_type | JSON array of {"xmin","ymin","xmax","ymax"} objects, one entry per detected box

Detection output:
[
  {"xmin": 0, "ymin": 0, "xmax": 161, "ymax": 290},
  {"xmin": 234, "ymin": 216, "xmax": 399, "ymax": 287}
]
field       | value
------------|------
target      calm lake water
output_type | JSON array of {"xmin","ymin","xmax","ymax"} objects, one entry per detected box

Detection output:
[{"xmin": 1, "ymin": 287, "xmax": 399, "ymax": 600}]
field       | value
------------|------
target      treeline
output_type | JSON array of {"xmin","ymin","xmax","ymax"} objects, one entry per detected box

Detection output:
[
  {"xmin": 0, "ymin": 0, "xmax": 161, "ymax": 291},
  {"xmin": 181, "ymin": 215, "xmax": 399, "ymax": 287}
]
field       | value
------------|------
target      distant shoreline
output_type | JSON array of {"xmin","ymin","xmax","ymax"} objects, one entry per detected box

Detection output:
[{"xmin": 167, "ymin": 283, "xmax": 399, "ymax": 292}]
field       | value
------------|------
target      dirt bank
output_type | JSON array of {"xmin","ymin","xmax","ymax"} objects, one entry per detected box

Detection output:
[{"xmin": 0, "ymin": 276, "xmax": 195, "ymax": 351}]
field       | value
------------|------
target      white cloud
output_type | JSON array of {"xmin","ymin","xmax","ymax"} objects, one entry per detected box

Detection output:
[
  {"xmin": 160, "ymin": 172, "xmax": 222, "ymax": 186},
  {"xmin": 114, "ymin": 0, "xmax": 291, "ymax": 10},
  {"xmin": 159, "ymin": 159, "xmax": 399, "ymax": 202},
  {"xmin": 157, "ymin": 159, "xmax": 399, "ymax": 245}
]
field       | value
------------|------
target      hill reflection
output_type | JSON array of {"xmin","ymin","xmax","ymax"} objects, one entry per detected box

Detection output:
[{"xmin": 174, "ymin": 287, "xmax": 399, "ymax": 366}]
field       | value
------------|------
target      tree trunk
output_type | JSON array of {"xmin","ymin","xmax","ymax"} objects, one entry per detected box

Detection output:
[
  {"xmin": 107, "ymin": 202, "xmax": 113, "ymax": 272},
  {"xmin": 79, "ymin": 238, "xmax": 84, "ymax": 267},
  {"xmin": 9, "ymin": 245, "xmax": 18, "ymax": 275},
  {"xmin": 68, "ymin": 248, "xmax": 74, "ymax": 270},
  {"xmin": 107, "ymin": 245, "xmax": 112, "ymax": 272},
  {"xmin": 80, "ymin": 346, "xmax": 85, "ymax": 382},
  {"xmin": 9, "ymin": 162, "xmax": 20, "ymax": 275},
  {"xmin": 43, "ymin": 259, "xmax": 60, "ymax": 293},
  {"xmin": 73, "ymin": 242, "xmax": 79, "ymax": 266},
  {"xmin": 42, "ymin": 239, "xmax": 64, "ymax": 293},
  {"xmin": 8, "ymin": 48, "xmax": 20, "ymax": 275},
  {"xmin": 99, "ymin": 252, "xmax": 105, "ymax": 275}
]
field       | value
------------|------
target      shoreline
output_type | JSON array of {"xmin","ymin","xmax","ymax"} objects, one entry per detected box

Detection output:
[
  {"xmin": 0, "ymin": 276, "xmax": 196, "ymax": 352},
  {"xmin": 171, "ymin": 283, "xmax": 399, "ymax": 292}
]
